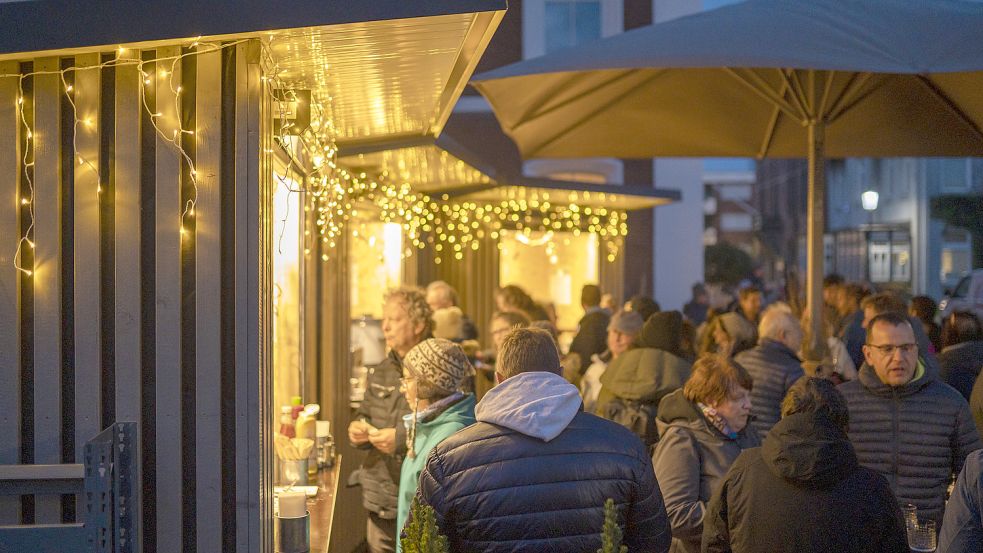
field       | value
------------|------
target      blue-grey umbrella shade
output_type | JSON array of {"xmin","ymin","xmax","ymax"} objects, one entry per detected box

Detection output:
[{"xmin": 472, "ymin": 0, "xmax": 983, "ymax": 159}]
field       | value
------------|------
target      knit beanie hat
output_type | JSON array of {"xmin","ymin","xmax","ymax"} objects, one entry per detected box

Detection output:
[
  {"xmin": 608, "ymin": 310, "xmax": 644, "ymax": 336},
  {"xmin": 403, "ymin": 338, "xmax": 474, "ymax": 395},
  {"xmin": 637, "ymin": 310, "xmax": 683, "ymax": 355}
]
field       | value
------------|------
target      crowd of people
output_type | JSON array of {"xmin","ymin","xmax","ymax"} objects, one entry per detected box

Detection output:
[{"xmin": 346, "ymin": 276, "xmax": 983, "ymax": 552}]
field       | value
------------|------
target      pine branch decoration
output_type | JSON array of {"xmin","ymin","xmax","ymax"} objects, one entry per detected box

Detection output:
[
  {"xmin": 597, "ymin": 498, "xmax": 628, "ymax": 553},
  {"xmin": 401, "ymin": 498, "xmax": 449, "ymax": 553}
]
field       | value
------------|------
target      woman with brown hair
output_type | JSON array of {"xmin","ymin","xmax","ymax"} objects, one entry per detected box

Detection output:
[{"xmin": 651, "ymin": 355, "xmax": 760, "ymax": 553}]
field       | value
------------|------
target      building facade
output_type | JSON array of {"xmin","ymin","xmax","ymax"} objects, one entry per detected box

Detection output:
[
  {"xmin": 447, "ymin": 0, "xmax": 705, "ymax": 312},
  {"xmin": 825, "ymin": 157, "xmax": 981, "ymax": 298}
]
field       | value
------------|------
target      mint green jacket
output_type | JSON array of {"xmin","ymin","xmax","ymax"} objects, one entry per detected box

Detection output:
[{"xmin": 396, "ymin": 393, "xmax": 476, "ymax": 550}]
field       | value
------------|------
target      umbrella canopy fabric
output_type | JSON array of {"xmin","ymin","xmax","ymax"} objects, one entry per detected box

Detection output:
[
  {"xmin": 472, "ymin": 0, "xmax": 983, "ymax": 160},
  {"xmin": 471, "ymin": 0, "xmax": 983, "ymax": 362}
]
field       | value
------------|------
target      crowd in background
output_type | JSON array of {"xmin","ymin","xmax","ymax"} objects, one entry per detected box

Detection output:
[{"xmin": 347, "ymin": 274, "xmax": 983, "ymax": 553}]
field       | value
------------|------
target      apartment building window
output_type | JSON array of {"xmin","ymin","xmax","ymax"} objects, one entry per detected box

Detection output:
[
  {"xmin": 941, "ymin": 159, "xmax": 973, "ymax": 192},
  {"xmin": 941, "ymin": 227, "xmax": 973, "ymax": 285},
  {"xmin": 545, "ymin": 1, "xmax": 601, "ymax": 52},
  {"xmin": 524, "ymin": 0, "xmax": 623, "ymax": 59}
]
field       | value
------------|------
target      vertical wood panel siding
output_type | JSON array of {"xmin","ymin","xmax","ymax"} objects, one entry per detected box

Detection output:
[
  {"xmin": 18, "ymin": 63, "xmax": 35, "ymax": 524},
  {"xmin": 58, "ymin": 56, "xmax": 76, "ymax": 523},
  {"xmin": 33, "ymin": 56, "xmax": 64, "ymax": 524},
  {"xmin": 0, "ymin": 39, "xmax": 268, "ymax": 553},
  {"xmin": 179, "ymin": 49, "xmax": 199, "ymax": 553},
  {"xmin": 195, "ymin": 48, "xmax": 223, "ymax": 553},
  {"xmin": 0, "ymin": 60, "xmax": 22, "ymax": 525},
  {"xmin": 153, "ymin": 44, "xmax": 185, "ymax": 553},
  {"xmin": 137, "ymin": 50, "xmax": 157, "ymax": 553},
  {"xmin": 71, "ymin": 52, "xmax": 103, "ymax": 521}
]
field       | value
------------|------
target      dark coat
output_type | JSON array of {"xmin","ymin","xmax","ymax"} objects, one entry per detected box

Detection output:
[
  {"xmin": 838, "ymin": 362, "xmax": 982, "ymax": 522},
  {"xmin": 652, "ymin": 390, "xmax": 759, "ymax": 553},
  {"xmin": 838, "ymin": 310, "xmax": 866, "ymax": 370},
  {"xmin": 971, "ymin": 370, "xmax": 983, "ymax": 444},
  {"xmin": 415, "ymin": 411, "xmax": 672, "ymax": 553},
  {"xmin": 569, "ymin": 307, "xmax": 611, "ymax": 372},
  {"xmin": 702, "ymin": 411, "xmax": 909, "ymax": 553},
  {"xmin": 939, "ymin": 340, "xmax": 983, "ymax": 401},
  {"xmin": 349, "ymin": 350, "xmax": 410, "ymax": 519},
  {"xmin": 939, "ymin": 449, "xmax": 983, "ymax": 553},
  {"xmin": 734, "ymin": 339, "xmax": 804, "ymax": 441}
]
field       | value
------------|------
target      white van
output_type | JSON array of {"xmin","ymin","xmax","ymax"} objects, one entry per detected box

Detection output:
[{"xmin": 939, "ymin": 269, "xmax": 983, "ymax": 321}]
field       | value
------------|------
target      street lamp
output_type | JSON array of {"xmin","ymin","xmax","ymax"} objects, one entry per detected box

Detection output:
[
  {"xmin": 861, "ymin": 190, "xmax": 879, "ymax": 211},
  {"xmin": 861, "ymin": 190, "xmax": 879, "ymax": 282}
]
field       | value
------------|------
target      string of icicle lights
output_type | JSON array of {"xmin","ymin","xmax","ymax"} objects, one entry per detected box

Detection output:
[
  {"xmin": 261, "ymin": 43, "xmax": 629, "ymax": 263},
  {"xmin": 4, "ymin": 35, "xmax": 628, "ymax": 277}
]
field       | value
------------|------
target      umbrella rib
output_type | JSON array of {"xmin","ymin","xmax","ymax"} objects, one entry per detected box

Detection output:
[
  {"xmin": 914, "ymin": 75, "xmax": 983, "ymax": 144},
  {"xmin": 817, "ymin": 70, "xmax": 836, "ymax": 119},
  {"xmin": 514, "ymin": 69, "xmax": 639, "ymax": 128},
  {"xmin": 826, "ymin": 72, "xmax": 873, "ymax": 122},
  {"xmin": 784, "ymin": 69, "xmax": 814, "ymax": 118},
  {"xmin": 724, "ymin": 67, "xmax": 807, "ymax": 123},
  {"xmin": 524, "ymin": 70, "xmax": 667, "ymax": 158},
  {"xmin": 757, "ymin": 79, "xmax": 791, "ymax": 159}
]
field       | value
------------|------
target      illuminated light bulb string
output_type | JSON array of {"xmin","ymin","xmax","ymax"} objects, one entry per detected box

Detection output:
[
  {"xmin": 3, "ymin": 35, "xmax": 628, "ymax": 276},
  {"xmin": 2, "ymin": 37, "xmax": 255, "ymax": 276}
]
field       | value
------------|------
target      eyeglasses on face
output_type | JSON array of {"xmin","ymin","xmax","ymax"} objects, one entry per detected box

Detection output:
[
  {"xmin": 866, "ymin": 343, "xmax": 918, "ymax": 356},
  {"xmin": 399, "ymin": 377, "xmax": 417, "ymax": 387}
]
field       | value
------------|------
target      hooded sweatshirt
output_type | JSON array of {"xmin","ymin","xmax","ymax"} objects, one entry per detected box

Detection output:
[
  {"xmin": 412, "ymin": 371, "xmax": 672, "ymax": 553},
  {"xmin": 702, "ymin": 411, "xmax": 908, "ymax": 553}
]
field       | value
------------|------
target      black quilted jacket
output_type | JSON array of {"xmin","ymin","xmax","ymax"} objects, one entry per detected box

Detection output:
[
  {"xmin": 415, "ymin": 411, "xmax": 672, "ymax": 553},
  {"xmin": 838, "ymin": 362, "xmax": 982, "ymax": 522},
  {"xmin": 734, "ymin": 339, "xmax": 804, "ymax": 441}
]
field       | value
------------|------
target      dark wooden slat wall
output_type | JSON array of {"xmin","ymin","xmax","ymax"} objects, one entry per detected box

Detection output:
[
  {"xmin": 0, "ymin": 59, "xmax": 23, "ymax": 525},
  {"xmin": 0, "ymin": 41, "xmax": 269, "ymax": 553}
]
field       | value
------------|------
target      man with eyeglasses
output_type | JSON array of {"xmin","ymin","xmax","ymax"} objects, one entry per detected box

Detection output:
[{"xmin": 838, "ymin": 312, "xmax": 982, "ymax": 524}]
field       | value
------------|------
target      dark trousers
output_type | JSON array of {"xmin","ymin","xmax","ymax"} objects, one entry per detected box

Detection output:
[{"xmin": 367, "ymin": 511, "xmax": 396, "ymax": 553}]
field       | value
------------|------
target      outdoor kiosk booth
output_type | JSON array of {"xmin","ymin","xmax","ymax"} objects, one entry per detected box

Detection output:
[
  {"xmin": 0, "ymin": 2, "xmax": 504, "ymax": 551},
  {"xmin": 0, "ymin": 2, "xmax": 682, "ymax": 550}
]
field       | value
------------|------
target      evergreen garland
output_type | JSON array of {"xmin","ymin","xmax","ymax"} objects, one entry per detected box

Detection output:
[
  {"xmin": 597, "ymin": 498, "xmax": 628, "ymax": 553},
  {"xmin": 401, "ymin": 498, "xmax": 449, "ymax": 553}
]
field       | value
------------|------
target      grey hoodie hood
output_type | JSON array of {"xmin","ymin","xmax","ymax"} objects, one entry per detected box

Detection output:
[{"xmin": 474, "ymin": 371, "xmax": 582, "ymax": 442}]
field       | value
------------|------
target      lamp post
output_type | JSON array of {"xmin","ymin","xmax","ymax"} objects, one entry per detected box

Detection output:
[{"xmin": 861, "ymin": 190, "xmax": 879, "ymax": 282}]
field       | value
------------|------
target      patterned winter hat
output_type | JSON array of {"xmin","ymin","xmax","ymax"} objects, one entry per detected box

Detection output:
[{"xmin": 403, "ymin": 338, "xmax": 474, "ymax": 394}]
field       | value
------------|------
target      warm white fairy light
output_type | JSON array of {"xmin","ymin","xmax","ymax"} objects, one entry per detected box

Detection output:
[{"xmin": 3, "ymin": 35, "xmax": 631, "ymax": 276}]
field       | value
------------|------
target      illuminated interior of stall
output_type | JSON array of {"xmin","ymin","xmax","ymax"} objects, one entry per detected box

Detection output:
[
  {"xmin": 499, "ymin": 229, "xmax": 599, "ymax": 336},
  {"xmin": 273, "ymin": 170, "xmax": 305, "ymax": 414},
  {"xmin": 350, "ymin": 219, "xmax": 404, "ymax": 320}
]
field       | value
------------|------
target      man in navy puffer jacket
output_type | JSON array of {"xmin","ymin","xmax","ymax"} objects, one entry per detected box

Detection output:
[{"xmin": 413, "ymin": 327, "xmax": 671, "ymax": 553}]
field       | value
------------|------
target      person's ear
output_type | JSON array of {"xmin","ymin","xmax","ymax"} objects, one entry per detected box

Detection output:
[
  {"xmin": 495, "ymin": 371, "xmax": 505, "ymax": 385},
  {"xmin": 862, "ymin": 344, "xmax": 874, "ymax": 367}
]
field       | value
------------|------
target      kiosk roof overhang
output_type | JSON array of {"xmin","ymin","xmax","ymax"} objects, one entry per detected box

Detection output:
[
  {"xmin": 336, "ymin": 134, "xmax": 680, "ymax": 211},
  {"xmin": 0, "ymin": 0, "xmax": 506, "ymax": 143}
]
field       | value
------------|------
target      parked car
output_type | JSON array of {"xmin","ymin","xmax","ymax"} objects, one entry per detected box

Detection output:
[{"xmin": 940, "ymin": 270, "xmax": 983, "ymax": 321}]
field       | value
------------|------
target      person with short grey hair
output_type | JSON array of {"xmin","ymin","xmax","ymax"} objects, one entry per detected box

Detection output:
[
  {"xmin": 734, "ymin": 309, "xmax": 805, "ymax": 441},
  {"xmin": 425, "ymin": 280, "xmax": 479, "ymax": 341},
  {"xmin": 412, "ymin": 327, "xmax": 671, "ymax": 552},
  {"xmin": 703, "ymin": 377, "xmax": 908, "ymax": 553},
  {"xmin": 349, "ymin": 286, "xmax": 431, "ymax": 553}
]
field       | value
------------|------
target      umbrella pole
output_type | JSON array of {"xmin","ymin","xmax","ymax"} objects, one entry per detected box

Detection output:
[{"xmin": 804, "ymin": 120, "xmax": 827, "ymax": 365}]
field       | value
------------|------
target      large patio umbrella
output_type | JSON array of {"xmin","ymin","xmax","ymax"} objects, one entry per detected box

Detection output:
[{"xmin": 471, "ymin": 0, "xmax": 983, "ymax": 360}]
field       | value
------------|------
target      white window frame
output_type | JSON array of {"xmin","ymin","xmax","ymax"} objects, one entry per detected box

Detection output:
[{"xmin": 523, "ymin": 0, "xmax": 624, "ymax": 59}]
